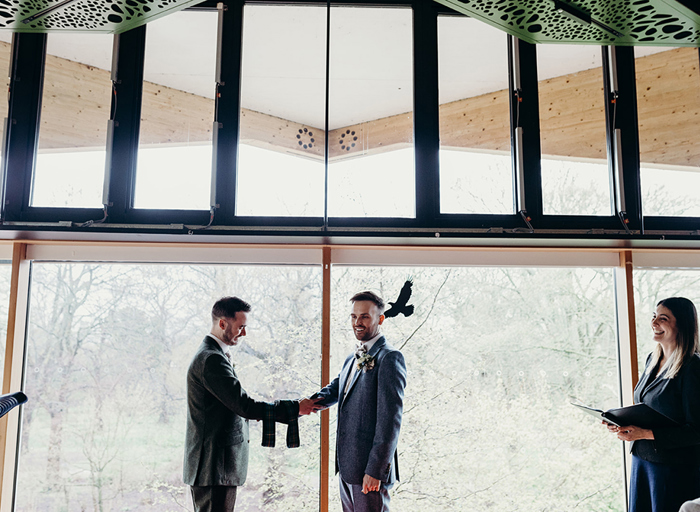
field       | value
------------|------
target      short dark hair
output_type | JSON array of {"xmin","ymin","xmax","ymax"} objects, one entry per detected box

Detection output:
[
  {"xmin": 350, "ymin": 291, "xmax": 385, "ymax": 314},
  {"xmin": 212, "ymin": 296, "xmax": 251, "ymax": 322}
]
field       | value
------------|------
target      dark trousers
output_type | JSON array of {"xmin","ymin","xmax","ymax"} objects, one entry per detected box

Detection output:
[
  {"xmin": 339, "ymin": 475, "xmax": 392, "ymax": 512},
  {"xmin": 629, "ymin": 455, "xmax": 700, "ymax": 512},
  {"xmin": 190, "ymin": 485, "xmax": 238, "ymax": 512}
]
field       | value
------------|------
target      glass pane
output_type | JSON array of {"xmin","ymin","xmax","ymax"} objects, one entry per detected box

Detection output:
[
  {"xmin": 0, "ymin": 34, "xmax": 9, "ymax": 123},
  {"xmin": 0, "ymin": 262, "xmax": 11, "ymax": 382},
  {"xmin": 438, "ymin": 16, "xmax": 513, "ymax": 214},
  {"xmin": 538, "ymin": 46, "xmax": 611, "ymax": 216},
  {"xmin": 634, "ymin": 268, "xmax": 700, "ymax": 374},
  {"xmin": 0, "ymin": 34, "xmax": 10, "ymax": 192},
  {"xmin": 636, "ymin": 47, "xmax": 700, "ymax": 217},
  {"xmin": 32, "ymin": 34, "xmax": 113, "ymax": 208},
  {"xmin": 135, "ymin": 11, "xmax": 217, "ymax": 210},
  {"xmin": 237, "ymin": 5, "xmax": 326, "ymax": 217},
  {"xmin": 328, "ymin": 7, "xmax": 415, "ymax": 218},
  {"xmin": 16, "ymin": 263, "xmax": 321, "ymax": 511},
  {"xmin": 541, "ymin": 158, "xmax": 611, "ymax": 216},
  {"xmin": 331, "ymin": 266, "xmax": 623, "ymax": 511}
]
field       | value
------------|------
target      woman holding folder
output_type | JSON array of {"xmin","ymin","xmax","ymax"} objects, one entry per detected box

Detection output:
[{"xmin": 605, "ymin": 297, "xmax": 700, "ymax": 512}]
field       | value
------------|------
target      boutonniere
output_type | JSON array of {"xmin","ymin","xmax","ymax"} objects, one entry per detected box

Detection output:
[{"xmin": 356, "ymin": 352, "xmax": 375, "ymax": 373}]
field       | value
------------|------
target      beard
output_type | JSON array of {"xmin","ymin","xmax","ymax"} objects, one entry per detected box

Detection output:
[
  {"xmin": 221, "ymin": 329, "xmax": 238, "ymax": 345},
  {"xmin": 354, "ymin": 327, "xmax": 377, "ymax": 341}
]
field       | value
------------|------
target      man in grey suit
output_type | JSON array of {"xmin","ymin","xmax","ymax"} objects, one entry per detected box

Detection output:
[
  {"xmin": 311, "ymin": 291, "xmax": 407, "ymax": 512},
  {"xmin": 183, "ymin": 296, "xmax": 316, "ymax": 512}
]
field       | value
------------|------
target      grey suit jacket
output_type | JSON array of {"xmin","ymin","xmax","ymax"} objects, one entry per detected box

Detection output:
[
  {"xmin": 183, "ymin": 336, "xmax": 297, "ymax": 487},
  {"xmin": 315, "ymin": 336, "xmax": 407, "ymax": 485}
]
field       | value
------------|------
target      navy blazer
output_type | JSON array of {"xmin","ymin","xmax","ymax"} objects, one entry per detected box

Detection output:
[
  {"xmin": 632, "ymin": 353, "xmax": 700, "ymax": 465},
  {"xmin": 315, "ymin": 336, "xmax": 407, "ymax": 485}
]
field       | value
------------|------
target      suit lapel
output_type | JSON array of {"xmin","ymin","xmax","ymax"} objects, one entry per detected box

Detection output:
[
  {"xmin": 204, "ymin": 336, "xmax": 235, "ymax": 372},
  {"xmin": 344, "ymin": 364, "xmax": 361, "ymax": 404},
  {"xmin": 369, "ymin": 337, "xmax": 386, "ymax": 355},
  {"xmin": 342, "ymin": 337, "xmax": 386, "ymax": 406},
  {"xmin": 637, "ymin": 361, "xmax": 667, "ymax": 400},
  {"xmin": 204, "ymin": 335, "xmax": 222, "ymax": 354},
  {"xmin": 640, "ymin": 368, "xmax": 667, "ymax": 399},
  {"xmin": 339, "ymin": 357, "xmax": 355, "ymax": 408}
]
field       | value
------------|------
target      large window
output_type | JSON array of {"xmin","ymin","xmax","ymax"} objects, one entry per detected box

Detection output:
[
  {"xmin": 238, "ymin": 6, "xmax": 416, "ymax": 219},
  {"xmin": 538, "ymin": 45, "xmax": 611, "ymax": 216},
  {"xmin": 331, "ymin": 265, "xmax": 623, "ymax": 510},
  {"xmin": 6, "ymin": 244, "xmax": 699, "ymax": 512},
  {"xmin": 633, "ymin": 267, "xmax": 700, "ymax": 373},
  {"xmin": 15, "ymin": 263, "xmax": 321, "ymax": 511},
  {"xmin": 237, "ymin": 5, "xmax": 326, "ymax": 217},
  {"xmin": 438, "ymin": 16, "xmax": 512, "ymax": 215},
  {"xmin": 328, "ymin": 7, "xmax": 415, "ymax": 218},
  {"xmin": 135, "ymin": 11, "xmax": 218, "ymax": 210},
  {"xmin": 636, "ymin": 47, "xmax": 700, "ymax": 218},
  {"xmin": 32, "ymin": 33, "xmax": 113, "ymax": 208}
]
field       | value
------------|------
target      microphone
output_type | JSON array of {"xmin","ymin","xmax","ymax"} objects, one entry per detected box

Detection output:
[{"xmin": 0, "ymin": 392, "xmax": 27, "ymax": 419}]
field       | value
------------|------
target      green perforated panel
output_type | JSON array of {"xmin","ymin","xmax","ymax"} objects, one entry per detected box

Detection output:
[
  {"xmin": 435, "ymin": 0, "xmax": 700, "ymax": 46},
  {"xmin": 0, "ymin": 0, "xmax": 203, "ymax": 33}
]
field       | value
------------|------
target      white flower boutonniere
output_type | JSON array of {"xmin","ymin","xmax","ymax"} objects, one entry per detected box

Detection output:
[{"xmin": 356, "ymin": 352, "xmax": 375, "ymax": 373}]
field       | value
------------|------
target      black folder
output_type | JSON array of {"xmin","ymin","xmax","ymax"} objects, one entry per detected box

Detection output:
[{"xmin": 571, "ymin": 402, "xmax": 679, "ymax": 429}]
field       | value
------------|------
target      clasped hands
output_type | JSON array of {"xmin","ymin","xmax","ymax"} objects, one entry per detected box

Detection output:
[
  {"xmin": 298, "ymin": 397, "xmax": 327, "ymax": 416},
  {"xmin": 603, "ymin": 421, "xmax": 654, "ymax": 441}
]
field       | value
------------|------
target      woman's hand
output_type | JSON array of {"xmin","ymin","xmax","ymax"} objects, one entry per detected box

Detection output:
[
  {"xmin": 616, "ymin": 425, "xmax": 654, "ymax": 441},
  {"xmin": 602, "ymin": 422, "xmax": 654, "ymax": 441},
  {"xmin": 603, "ymin": 420, "xmax": 620, "ymax": 433}
]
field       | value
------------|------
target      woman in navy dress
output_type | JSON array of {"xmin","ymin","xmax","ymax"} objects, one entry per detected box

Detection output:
[{"xmin": 606, "ymin": 297, "xmax": 700, "ymax": 512}]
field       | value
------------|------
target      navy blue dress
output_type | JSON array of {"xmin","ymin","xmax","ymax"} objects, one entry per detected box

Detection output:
[{"xmin": 629, "ymin": 354, "xmax": 700, "ymax": 512}]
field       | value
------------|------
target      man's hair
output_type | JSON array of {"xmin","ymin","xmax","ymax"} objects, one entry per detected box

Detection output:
[
  {"xmin": 350, "ymin": 291, "xmax": 385, "ymax": 314},
  {"xmin": 211, "ymin": 296, "xmax": 251, "ymax": 322}
]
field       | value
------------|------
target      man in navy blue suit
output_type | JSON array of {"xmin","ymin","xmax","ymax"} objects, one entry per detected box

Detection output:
[{"xmin": 311, "ymin": 291, "xmax": 407, "ymax": 512}]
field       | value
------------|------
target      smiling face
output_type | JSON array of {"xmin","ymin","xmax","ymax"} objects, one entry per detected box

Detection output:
[
  {"xmin": 651, "ymin": 305, "xmax": 678, "ymax": 349},
  {"xmin": 350, "ymin": 300, "xmax": 384, "ymax": 342},
  {"xmin": 218, "ymin": 311, "xmax": 248, "ymax": 346}
]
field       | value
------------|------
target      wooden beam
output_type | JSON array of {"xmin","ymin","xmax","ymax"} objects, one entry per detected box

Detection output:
[
  {"xmin": 614, "ymin": 250, "xmax": 637, "ymax": 511},
  {"xmin": 635, "ymin": 47, "xmax": 700, "ymax": 168},
  {"xmin": 328, "ymin": 48, "xmax": 700, "ymax": 166},
  {"xmin": 0, "ymin": 243, "xmax": 30, "ymax": 512},
  {"xmin": 327, "ymin": 113, "xmax": 413, "ymax": 160},
  {"xmin": 240, "ymin": 108, "xmax": 323, "ymax": 159},
  {"xmin": 538, "ymin": 65, "xmax": 607, "ymax": 161},
  {"xmin": 439, "ymin": 92, "xmax": 510, "ymax": 153},
  {"xmin": 9, "ymin": 41, "xmax": 700, "ymax": 168},
  {"xmin": 320, "ymin": 247, "xmax": 331, "ymax": 512},
  {"xmin": 32, "ymin": 43, "xmax": 327, "ymax": 158},
  {"xmin": 615, "ymin": 250, "xmax": 639, "ymax": 406}
]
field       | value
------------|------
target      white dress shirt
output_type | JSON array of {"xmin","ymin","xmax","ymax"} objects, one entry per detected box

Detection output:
[
  {"xmin": 208, "ymin": 333, "xmax": 231, "ymax": 359},
  {"xmin": 344, "ymin": 333, "xmax": 382, "ymax": 396}
]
